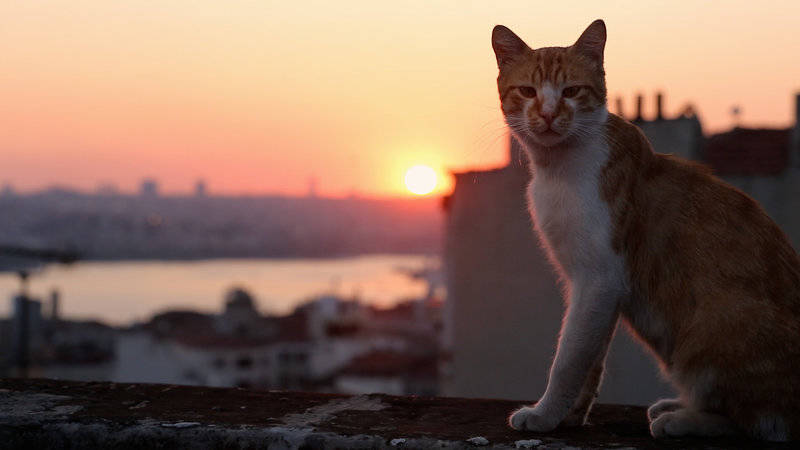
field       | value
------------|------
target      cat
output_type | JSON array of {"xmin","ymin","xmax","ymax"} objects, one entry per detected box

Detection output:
[{"xmin": 491, "ymin": 19, "xmax": 800, "ymax": 441}]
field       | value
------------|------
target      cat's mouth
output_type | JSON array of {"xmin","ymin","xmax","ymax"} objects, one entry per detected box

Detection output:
[
  {"xmin": 532, "ymin": 128, "xmax": 566, "ymax": 145},
  {"xmin": 538, "ymin": 129, "xmax": 561, "ymax": 139}
]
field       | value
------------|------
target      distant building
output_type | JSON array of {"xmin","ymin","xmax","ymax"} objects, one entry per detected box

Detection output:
[
  {"xmin": 335, "ymin": 350, "xmax": 438, "ymax": 396},
  {"xmin": 194, "ymin": 179, "xmax": 207, "ymax": 197},
  {"xmin": 0, "ymin": 270, "xmax": 442, "ymax": 393},
  {"xmin": 214, "ymin": 287, "xmax": 270, "ymax": 337},
  {"xmin": 10, "ymin": 295, "xmax": 45, "ymax": 374},
  {"xmin": 49, "ymin": 289, "xmax": 60, "ymax": 322},
  {"xmin": 139, "ymin": 178, "xmax": 159, "ymax": 198},
  {"xmin": 0, "ymin": 318, "xmax": 10, "ymax": 376},
  {"xmin": 40, "ymin": 319, "xmax": 116, "ymax": 382},
  {"xmin": 442, "ymin": 92, "xmax": 800, "ymax": 405},
  {"xmin": 96, "ymin": 183, "xmax": 119, "ymax": 197},
  {"xmin": 702, "ymin": 96, "xmax": 800, "ymax": 248},
  {"xmin": 112, "ymin": 304, "xmax": 308, "ymax": 388},
  {"xmin": 112, "ymin": 288, "xmax": 440, "ymax": 393},
  {"xmin": 1, "ymin": 184, "xmax": 15, "ymax": 198},
  {"xmin": 630, "ymin": 92, "xmax": 704, "ymax": 161},
  {"xmin": 2, "ymin": 291, "xmax": 115, "ymax": 380},
  {"xmin": 0, "ymin": 189, "xmax": 442, "ymax": 259},
  {"xmin": 308, "ymin": 177, "xmax": 319, "ymax": 198}
]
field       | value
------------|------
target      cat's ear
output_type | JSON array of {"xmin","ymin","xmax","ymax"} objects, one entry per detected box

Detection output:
[
  {"xmin": 573, "ymin": 19, "xmax": 606, "ymax": 63},
  {"xmin": 492, "ymin": 25, "xmax": 528, "ymax": 69}
]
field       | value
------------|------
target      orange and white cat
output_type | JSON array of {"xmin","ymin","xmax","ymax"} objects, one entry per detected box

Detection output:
[{"xmin": 492, "ymin": 20, "xmax": 800, "ymax": 441}]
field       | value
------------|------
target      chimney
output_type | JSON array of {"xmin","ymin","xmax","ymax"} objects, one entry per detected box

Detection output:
[
  {"xmin": 615, "ymin": 97, "xmax": 624, "ymax": 119},
  {"xmin": 792, "ymin": 93, "xmax": 800, "ymax": 168},
  {"xmin": 795, "ymin": 92, "xmax": 800, "ymax": 128},
  {"xmin": 50, "ymin": 289, "xmax": 60, "ymax": 322},
  {"xmin": 656, "ymin": 92, "xmax": 664, "ymax": 120},
  {"xmin": 635, "ymin": 94, "xmax": 644, "ymax": 122}
]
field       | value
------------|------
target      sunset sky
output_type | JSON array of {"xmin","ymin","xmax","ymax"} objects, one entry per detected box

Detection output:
[{"xmin": 2, "ymin": 1, "xmax": 799, "ymax": 197}]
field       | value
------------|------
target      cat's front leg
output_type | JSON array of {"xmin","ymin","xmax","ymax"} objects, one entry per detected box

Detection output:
[
  {"xmin": 561, "ymin": 328, "xmax": 615, "ymax": 427},
  {"xmin": 509, "ymin": 281, "xmax": 621, "ymax": 432}
]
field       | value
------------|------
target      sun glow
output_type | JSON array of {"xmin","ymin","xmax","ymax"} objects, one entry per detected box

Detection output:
[{"xmin": 404, "ymin": 165, "xmax": 437, "ymax": 196}]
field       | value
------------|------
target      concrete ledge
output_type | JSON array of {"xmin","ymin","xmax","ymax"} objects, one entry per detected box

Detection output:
[{"xmin": 0, "ymin": 379, "xmax": 788, "ymax": 449}]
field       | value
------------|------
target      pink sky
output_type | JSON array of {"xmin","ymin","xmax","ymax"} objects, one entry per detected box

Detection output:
[{"xmin": 1, "ymin": 1, "xmax": 798, "ymax": 197}]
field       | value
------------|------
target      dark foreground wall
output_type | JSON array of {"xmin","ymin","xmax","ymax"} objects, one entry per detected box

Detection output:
[{"xmin": 0, "ymin": 379, "xmax": 785, "ymax": 449}]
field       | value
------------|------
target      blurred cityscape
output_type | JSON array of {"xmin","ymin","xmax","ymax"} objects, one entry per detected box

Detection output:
[
  {"xmin": 0, "ymin": 185, "xmax": 442, "ymax": 260},
  {"xmin": 2, "ymin": 92, "xmax": 799, "ymax": 403},
  {"xmin": 0, "ymin": 265, "xmax": 443, "ymax": 396}
]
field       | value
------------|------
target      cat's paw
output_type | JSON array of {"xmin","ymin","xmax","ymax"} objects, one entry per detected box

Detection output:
[
  {"xmin": 650, "ymin": 410, "xmax": 691, "ymax": 438},
  {"xmin": 650, "ymin": 409, "xmax": 738, "ymax": 438},
  {"xmin": 509, "ymin": 407, "xmax": 560, "ymax": 432},
  {"xmin": 647, "ymin": 398, "xmax": 682, "ymax": 421}
]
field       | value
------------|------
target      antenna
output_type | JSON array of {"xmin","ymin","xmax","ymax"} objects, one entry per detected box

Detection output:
[{"xmin": 731, "ymin": 105, "xmax": 742, "ymax": 128}]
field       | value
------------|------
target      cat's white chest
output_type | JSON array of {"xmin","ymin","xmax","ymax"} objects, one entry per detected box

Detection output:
[{"xmin": 527, "ymin": 144, "xmax": 619, "ymax": 281}]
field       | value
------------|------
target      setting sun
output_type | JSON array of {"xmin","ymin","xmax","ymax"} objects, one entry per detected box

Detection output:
[{"xmin": 404, "ymin": 165, "xmax": 437, "ymax": 195}]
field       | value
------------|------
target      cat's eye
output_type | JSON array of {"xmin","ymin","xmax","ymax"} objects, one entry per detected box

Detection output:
[
  {"xmin": 517, "ymin": 86, "xmax": 537, "ymax": 98},
  {"xmin": 562, "ymin": 86, "xmax": 582, "ymax": 98}
]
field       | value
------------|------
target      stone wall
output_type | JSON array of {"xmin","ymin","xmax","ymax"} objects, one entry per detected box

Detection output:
[{"xmin": 0, "ymin": 378, "xmax": 779, "ymax": 449}]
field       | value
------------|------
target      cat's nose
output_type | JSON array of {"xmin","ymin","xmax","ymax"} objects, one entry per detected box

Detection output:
[{"xmin": 540, "ymin": 112, "xmax": 555, "ymax": 126}]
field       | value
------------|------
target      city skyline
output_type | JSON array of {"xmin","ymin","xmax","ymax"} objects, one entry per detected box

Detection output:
[{"xmin": 2, "ymin": 1, "xmax": 799, "ymax": 197}]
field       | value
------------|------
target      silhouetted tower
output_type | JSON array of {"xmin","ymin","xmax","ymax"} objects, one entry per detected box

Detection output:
[
  {"xmin": 1, "ymin": 183, "xmax": 14, "ymax": 197},
  {"xmin": 49, "ymin": 289, "xmax": 60, "ymax": 322},
  {"xmin": 195, "ymin": 179, "xmax": 207, "ymax": 197},
  {"xmin": 140, "ymin": 178, "xmax": 159, "ymax": 198},
  {"xmin": 656, "ymin": 92, "xmax": 664, "ymax": 120},
  {"xmin": 308, "ymin": 177, "xmax": 319, "ymax": 198},
  {"xmin": 790, "ymin": 93, "xmax": 800, "ymax": 168},
  {"xmin": 635, "ymin": 94, "xmax": 644, "ymax": 122},
  {"xmin": 11, "ymin": 275, "xmax": 41, "ymax": 378},
  {"xmin": 731, "ymin": 105, "xmax": 742, "ymax": 128},
  {"xmin": 796, "ymin": 92, "xmax": 800, "ymax": 129},
  {"xmin": 1, "ymin": 246, "xmax": 78, "ymax": 378}
]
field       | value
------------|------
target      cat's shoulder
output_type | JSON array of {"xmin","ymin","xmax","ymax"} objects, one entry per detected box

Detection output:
[
  {"xmin": 603, "ymin": 113, "xmax": 711, "ymax": 176},
  {"xmin": 605, "ymin": 113, "xmax": 647, "ymax": 144},
  {"xmin": 600, "ymin": 113, "xmax": 655, "ymax": 179},
  {"xmin": 603, "ymin": 113, "xmax": 650, "ymax": 150}
]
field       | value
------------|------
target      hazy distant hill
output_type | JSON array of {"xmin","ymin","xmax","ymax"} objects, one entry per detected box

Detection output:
[{"xmin": 0, "ymin": 190, "xmax": 443, "ymax": 259}]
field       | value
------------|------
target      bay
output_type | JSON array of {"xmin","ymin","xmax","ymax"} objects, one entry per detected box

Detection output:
[{"xmin": 0, "ymin": 254, "xmax": 433, "ymax": 326}]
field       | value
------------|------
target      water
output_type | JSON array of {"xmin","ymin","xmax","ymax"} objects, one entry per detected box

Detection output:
[{"xmin": 0, "ymin": 255, "xmax": 433, "ymax": 326}]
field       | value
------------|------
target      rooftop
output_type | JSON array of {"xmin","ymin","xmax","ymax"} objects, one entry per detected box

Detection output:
[
  {"xmin": 145, "ymin": 308, "xmax": 310, "ymax": 349},
  {"xmin": 1, "ymin": 378, "xmax": 789, "ymax": 449},
  {"xmin": 704, "ymin": 127, "xmax": 792, "ymax": 176},
  {"xmin": 340, "ymin": 350, "xmax": 438, "ymax": 379}
]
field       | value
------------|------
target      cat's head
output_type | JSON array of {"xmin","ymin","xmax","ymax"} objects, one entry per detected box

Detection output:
[{"xmin": 492, "ymin": 20, "xmax": 607, "ymax": 148}]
